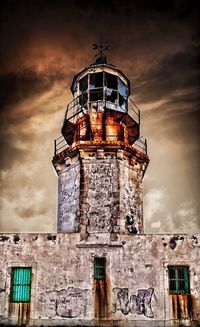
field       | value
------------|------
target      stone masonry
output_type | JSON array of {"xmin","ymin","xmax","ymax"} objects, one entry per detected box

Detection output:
[
  {"xmin": 0, "ymin": 233, "xmax": 200, "ymax": 326},
  {"xmin": 56, "ymin": 148, "xmax": 145, "ymax": 238}
]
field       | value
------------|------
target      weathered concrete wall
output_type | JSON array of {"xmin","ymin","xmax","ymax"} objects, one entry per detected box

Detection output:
[
  {"xmin": 56, "ymin": 155, "xmax": 81, "ymax": 232},
  {"xmin": 0, "ymin": 233, "xmax": 200, "ymax": 326},
  {"xmin": 55, "ymin": 149, "xmax": 146, "ymax": 236},
  {"xmin": 80, "ymin": 150, "xmax": 120, "ymax": 236},
  {"xmin": 118, "ymin": 151, "xmax": 145, "ymax": 235}
]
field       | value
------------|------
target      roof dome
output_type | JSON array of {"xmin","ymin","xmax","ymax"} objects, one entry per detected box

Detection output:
[{"xmin": 94, "ymin": 55, "xmax": 107, "ymax": 65}]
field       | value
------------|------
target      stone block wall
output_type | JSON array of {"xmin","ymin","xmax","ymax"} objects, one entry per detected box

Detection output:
[
  {"xmin": 55, "ymin": 148, "xmax": 146, "ymax": 236},
  {"xmin": 57, "ymin": 155, "xmax": 81, "ymax": 232}
]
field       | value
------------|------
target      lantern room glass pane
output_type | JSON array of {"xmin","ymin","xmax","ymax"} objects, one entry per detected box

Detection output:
[
  {"xmin": 119, "ymin": 94, "xmax": 126, "ymax": 111},
  {"xmin": 90, "ymin": 73, "xmax": 103, "ymax": 89},
  {"xmin": 118, "ymin": 79, "xmax": 128, "ymax": 98},
  {"xmin": 106, "ymin": 90, "xmax": 117, "ymax": 103},
  {"xmin": 79, "ymin": 92, "xmax": 88, "ymax": 108},
  {"xmin": 11, "ymin": 268, "xmax": 32, "ymax": 302},
  {"xmin": 72, "ymin": 80, "xmax": 77, "ymax": 94},
  {"xmin": 90, "ymin": 89, "xmax": 103, "ymax": 102},
  {"xmin": 79, "ymin": 75, "xmax": 88, "ymax": 93},
  {"xmin": 105, "ymin": 73, "xmax": 118, "ymax": 90}
]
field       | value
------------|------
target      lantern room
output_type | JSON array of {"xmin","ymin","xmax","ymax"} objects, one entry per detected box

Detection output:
[
  {"xmin": 61, "ymin": 55, "xmax": 140, "ymax": 147},
  {"xmin": 70, "ymin": 56, "xmax": 130, "ymax": 113}
]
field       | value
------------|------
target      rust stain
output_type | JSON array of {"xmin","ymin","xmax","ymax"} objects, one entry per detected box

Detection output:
[
  {"xmin": 94, "ymin": 275, "xmax": 110, "ymax": 320},
  {"xmin": 9, "ymin": 302, "xmax": 30, "ymax": 326},
  {"xmin": 62, "ymin": 106, "xmax": 140, "ymax": 146},
  {"xmin": 171, "ymin": 294, "xmax": 199, "ymax": 320},
  {"xmin": 105, "ymin": 116, "xmax": 120, "ymax": 142},
  {"xmin": 90, "ymin": 112, "xmax": 103, "ymax": 141},
  {"xmin": 188, "ymin": 295, "xmax": 200, "ymax": 320},
  {"xmin": 179, "ymin": 295, "xmax": 188, "ymax": 318},
  {"xmin": 18, "ymin": 302, "xmax": 30, "ymax": 325},
  {"xmin": 77, "ymin": 117, "xmax": 87, "ymax": 141},
  {"xmin": 172, "ymin": 294, "xmax": 178, "ymax": 319},
  {"xmin": 62, "ymin": 120, "xmax": 77, "ymax": 145},
  {"xmin": 54, "ymin": 133, "xmax": 149, "ymax": 164}
]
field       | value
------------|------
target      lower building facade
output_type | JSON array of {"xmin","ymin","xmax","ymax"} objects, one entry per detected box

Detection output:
[{"xmin": 0, "ymin": 233, "xmax": 200, "ymax": 326}]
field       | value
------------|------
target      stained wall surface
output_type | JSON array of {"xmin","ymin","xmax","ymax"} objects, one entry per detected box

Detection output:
[
  {"xmin": 57, "ymin": 155, "xmax": 81, "ymax": 232},
  {"xmin": 0, "ymin": 233, "xmax": 200, "ymax": 326},
  {"xmin": 55, "ymin": 149, "xmax": 146, "ymax": 236}
]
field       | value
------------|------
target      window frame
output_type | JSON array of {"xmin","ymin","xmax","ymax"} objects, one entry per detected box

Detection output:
[
  {"xmin": 79, "ymin": 75, "xmax": 88, "ymax": 93},
  {"xmin": 168, "ymin": 266, "xmax": 190, "ymax": 295},
  {"xmin": 94, "ymin": 257, "xmax": 106, "ymax": 280},
  {"xmin": 78, "ymin": 71, "xmax": 128, "ymax": 112},
  {"xmin": 10, "ymin": 267, "xmax": 32, "ymax": 303},
  {"xmin": 89, "ymin": 72, "xmax": 103, "ymax": 89}
]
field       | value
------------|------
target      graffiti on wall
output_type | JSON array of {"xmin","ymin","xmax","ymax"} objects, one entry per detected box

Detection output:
[
  {"xmin": 113, "ymin": 287, "xmax": 154, "ymax": 318},
  {"xmin": 39, "ymin": 287, "xmax": 90, "ymax": 318}
]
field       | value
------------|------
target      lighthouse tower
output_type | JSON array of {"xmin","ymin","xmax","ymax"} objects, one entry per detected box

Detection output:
[{"xmin": 52, "ymin": 48, "xmax": 149, "ymax": 239}]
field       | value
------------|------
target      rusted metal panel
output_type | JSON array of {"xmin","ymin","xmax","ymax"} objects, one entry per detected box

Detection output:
[
  {"xmin": 9, "ymin": 302, "xmax": 30, "ymax": 325},
  {"xmin": 172, "ymin": 294, "xmax": 192, "ymax": 319},
  {"xmin": 105, "ymin": 116, "xmax": 120, "ymax": 142},
  {"xmin": 90, "ymin": 112, "xmax": 104, "ymax": 141},
  {"xmin": 61, "ymin": 119, "xmax": 77, "ymax": 145},
  {"xmin": 94, "ymin": 275, "xmax": 110, "ymax": 320},
  {"xmin": 94, "ymin": 279, "xmax": 108, "ymax": 319}
]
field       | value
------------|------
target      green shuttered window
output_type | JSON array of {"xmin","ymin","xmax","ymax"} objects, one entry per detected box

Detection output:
[
  {"xmin": 11, "ymin": 268, "xmax": 32, "ymax": 302},
  {"xmin": 94, "ymin": 258, "xmax": 106, "ymax": 280},
  {"xmin": 168, "ymin": 266, "xmax": 190, "ymax": 295}
]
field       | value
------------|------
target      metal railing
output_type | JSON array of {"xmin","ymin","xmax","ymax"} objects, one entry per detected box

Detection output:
[
  {"xmin": 133, "ymin": 138, "xmax": 147, "ymax": 155},
  {"xmin": 63, "ymin": 91, "xmax": 140, "ymax": 125},
  {"xmin": 53, "ymin": 95, "xmax": 146, "ymax": 157},
  {"xmin": 128, "ymin": 98, "xmax": 140, "ymax": 124},
  {"xmin": 64, "ymin": 95, "xmax": 85, "ymax": 124},
  {"xmin": 54, "ymin": 132, "xmax": 147, "ymax": 157},
  {"xmin": 54, "ymin": 135, "xmax": 68, "ymax": 156}
]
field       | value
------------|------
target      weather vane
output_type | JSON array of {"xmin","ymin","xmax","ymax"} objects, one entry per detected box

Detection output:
[{"xmin": 92, "ymin": 33, "xmax": 109, "ymax": 58}]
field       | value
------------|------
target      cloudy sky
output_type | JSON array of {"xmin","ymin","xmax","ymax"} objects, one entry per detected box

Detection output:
[{"xmin": 0, "ymin": 0, "xmax": 199, "ymax": 234}]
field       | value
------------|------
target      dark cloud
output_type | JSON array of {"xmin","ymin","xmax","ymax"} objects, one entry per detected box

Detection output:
[
  {"xmin": 134, "ymin": 46, "xmax": 200, "ymax": 104},
  {"xmin": 0, "ymin": 135, "xmax": 27, "ymax": 170},
  {"xmin": 0, "ymin": 0, "xmax": 199, "ymax": 232},
  {"xmin": 0, "ymin": 69, "xmax": 69, "ymax": 111},
  {"xmin": 1, "ymin": 0, "xmax": 199, "ymax": 71}
]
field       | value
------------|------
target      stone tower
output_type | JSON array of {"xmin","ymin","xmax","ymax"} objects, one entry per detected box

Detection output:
[{"xmin": 52, "ymin": 53, "xmax": 149, "ymax": 239}]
